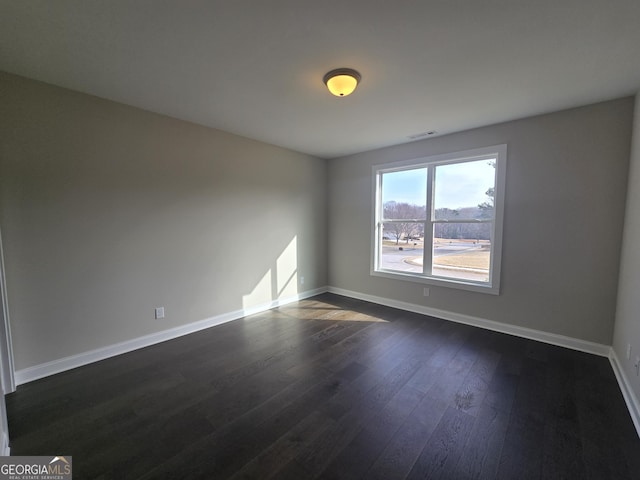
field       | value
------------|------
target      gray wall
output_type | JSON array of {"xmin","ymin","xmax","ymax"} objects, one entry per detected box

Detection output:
[
  {"xmin": 0, "ymin": 72, "xmax": 327, "ymax": 371},
  {"xmin": 328, "ymin": 98, "xmax": 633, "ymax": 345},
  {"xmin": 613, "ymin": 91, "xmax": 640, "ymax": 398},
  {"xmin": 0, "ymin": 69, "xmax": 634, "ymax": 374}
]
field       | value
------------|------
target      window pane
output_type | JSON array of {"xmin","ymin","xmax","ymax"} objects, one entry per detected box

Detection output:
[
  {"xmin": 382, "ymin": 168, "xmax": 427, "ymax": 220},
  {"xmin": 434, "ymin": 159, "xmax": 495, "ymax": 220},
  {"xmin": 432, "ymin": 224, "xmax": 491, "ymax": 282},
  {"xmin": 379, "ymin": 229, "xmax": 424, "ymax": 273}
]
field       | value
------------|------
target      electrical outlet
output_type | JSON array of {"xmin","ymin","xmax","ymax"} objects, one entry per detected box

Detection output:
[
  {"xmin": 635, "ymin": 356, "xmax": 640, "ymax": 376},
  {"xmin": 300, "ymin": 276, "xmax": 305, "ymax": 285},
  {"xmin": 627, "ymin": 343, "xmax": 632, "ymax": 360},
  {"xmin": 423, "ymin": 287, "xmax": 430, "ymax": 297},
  {"xmin": 155, "ymin": 307, "xmax": 165, "ymax": 319}
]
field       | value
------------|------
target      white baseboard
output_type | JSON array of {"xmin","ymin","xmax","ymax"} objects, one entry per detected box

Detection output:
[
  {"xmin": 609, "ymin": 349, "xmax": 640, "ymax": 438},
  {"xmin": 14, "ymin": 287, "xmax": 328, "ymax": 386},
  {"xmin": 327, "ymin": 286, "xmax": 611, "ymax": 357}
]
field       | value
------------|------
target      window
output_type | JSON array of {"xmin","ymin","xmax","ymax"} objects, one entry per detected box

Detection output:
[{"xmin": 372, "ymin": 145, "xmax": 506, "ymax": 294}]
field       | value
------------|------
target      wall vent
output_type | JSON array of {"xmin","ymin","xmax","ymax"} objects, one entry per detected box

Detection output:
[{"xmin": 408, "ymin": 130, "xmax": 437, "ymax": 140}]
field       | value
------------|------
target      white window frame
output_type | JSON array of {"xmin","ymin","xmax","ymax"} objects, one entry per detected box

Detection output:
[{"xmin": 371, "ymin": 144, "xmax": 507, "ymax": 295}]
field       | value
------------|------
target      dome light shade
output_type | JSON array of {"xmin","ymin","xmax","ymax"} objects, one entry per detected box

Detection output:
[{"xmin": 323, "ymin": 68, "xmax": 361, "ymax": 97}]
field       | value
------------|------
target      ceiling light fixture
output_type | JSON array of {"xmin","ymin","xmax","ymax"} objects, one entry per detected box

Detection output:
[{"xmin": 323, "ymin": 68, "xmax": 361, "ymax": 97}]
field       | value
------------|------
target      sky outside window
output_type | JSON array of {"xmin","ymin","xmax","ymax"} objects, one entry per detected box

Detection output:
[
  {"xmin": 434, "ymin": 159, "xmax": 495, "ymax": 210},
  {"xmin": 382, "ymin": 159, "xmax": 495, "ymax": 209},
  {"xmin": 381, "ymin": 168, "xmax": 427, "ymax": 206}
]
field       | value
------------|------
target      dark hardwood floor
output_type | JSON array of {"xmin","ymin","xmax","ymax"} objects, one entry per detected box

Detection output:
[{"xmin": 6, "ymin": 293, "xmax": 640, "ymax": 479}]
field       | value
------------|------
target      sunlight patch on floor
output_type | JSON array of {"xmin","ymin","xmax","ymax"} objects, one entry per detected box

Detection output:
[{"xmin": 282, "ymin": 300, "xmax": 389, "ymax": 323}]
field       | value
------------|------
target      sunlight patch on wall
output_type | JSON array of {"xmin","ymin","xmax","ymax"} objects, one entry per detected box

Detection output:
[
  {"xmin": 276, "ymin": 236, "xmax": 298, "ymax": 298},
  {"xmin": 242, "ymin": 269, "xmax": 272, "ymax": 311},
  {"xmin": 242, "ymin": 236, "xmax": 299, "ymax": 313}
]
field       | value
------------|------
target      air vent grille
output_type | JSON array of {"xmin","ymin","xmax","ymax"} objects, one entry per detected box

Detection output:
[{"xmin": 408, "ymin": 130, "xmax": 437, "ymax": 140}]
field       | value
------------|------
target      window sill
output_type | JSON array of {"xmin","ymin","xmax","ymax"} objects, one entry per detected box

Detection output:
[{"xmin": 371, "ymin": 269, "xmax": 500, "ymax": 295}]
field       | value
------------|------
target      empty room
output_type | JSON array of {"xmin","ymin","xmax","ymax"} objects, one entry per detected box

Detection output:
[{"xmin": 1, "ymin": 1, "xmax": 640, "ymax": 479}]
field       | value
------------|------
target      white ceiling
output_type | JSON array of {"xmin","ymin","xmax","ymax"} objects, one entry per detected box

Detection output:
[{"xmin": 1, "ymin": 1, "xmax": 639, "ymax": 159}]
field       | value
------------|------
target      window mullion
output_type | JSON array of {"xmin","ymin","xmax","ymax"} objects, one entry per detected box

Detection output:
[
  {"xmin": 374, "ymin": 172, "xmax": 383, "ymax": 271},
  {"xmin": 423, "ymin": 165, "xmax": 435, "ymax": 275}
]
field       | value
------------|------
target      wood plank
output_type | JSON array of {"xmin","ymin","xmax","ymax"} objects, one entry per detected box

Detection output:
[
  {"xmin": 406, "ymin": 406, "xmax": 475, "ymax": 480},
  {"xmin": 453, "ymin": 403, "xmax": 510, "ymax": 479},
  {"xmin": 227, "ymin": 410, "xmax": 332, "ymax": 480},
  {"xmin": 495, "ymin": 411, "xmax": 545, "ymax": 480},
  {"xmin": 365, "ymin": 395, "xmax": 448, "ymax": 480},
  {"xmin": 319, "ymin": 384, "xmax": 424, "ymax": 479}
]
